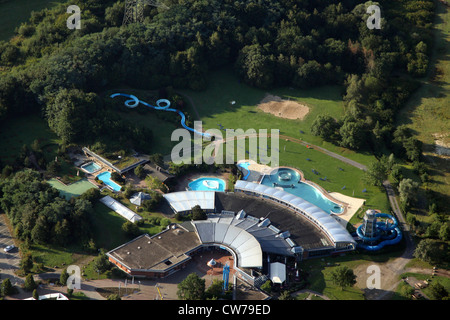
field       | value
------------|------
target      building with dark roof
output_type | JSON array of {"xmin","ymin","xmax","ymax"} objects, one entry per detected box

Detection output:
[{"xmin": 107, "ymin": 185, "xmax": 356, "ymax": 284}]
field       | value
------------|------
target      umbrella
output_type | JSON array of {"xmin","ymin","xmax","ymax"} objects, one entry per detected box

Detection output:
[{"xmin": 207, "ymin": 259, "xmax": 217, "ymax": 267}]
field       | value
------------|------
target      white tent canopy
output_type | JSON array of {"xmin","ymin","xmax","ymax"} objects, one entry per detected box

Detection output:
[
  {"xmin": 100, "ymin": 196, "xmax": 143, "ymax": 223},
  {"xmin": 129, "ymin": 192, "xmax": 151, "ymax": 206},
  {"xmin": 270, "ymin": 262, "xmax": 286, "ymax": 284},
  {"xmin": 207, "ymin": 259, "xmax": 217, "ymax": 267}
]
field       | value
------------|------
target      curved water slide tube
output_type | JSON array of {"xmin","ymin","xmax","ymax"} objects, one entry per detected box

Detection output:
[
  {"xmin": 110, "ymin": 93, "xmax": 211, "ymax": 138},
  {"xmin": 356, "ymin": 213, "xmax": 403, "ymax": 251}
]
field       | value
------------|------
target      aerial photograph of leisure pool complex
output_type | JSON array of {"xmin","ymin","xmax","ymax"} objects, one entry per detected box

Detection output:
[{"xmin": 0, "ymin": 0, "xmax": 448, "ymax": 310}]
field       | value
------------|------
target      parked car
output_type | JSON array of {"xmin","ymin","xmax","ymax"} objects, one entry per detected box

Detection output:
[{"xmin": 4, "ymin": 245, "xmax": 15, "ymax": 252}]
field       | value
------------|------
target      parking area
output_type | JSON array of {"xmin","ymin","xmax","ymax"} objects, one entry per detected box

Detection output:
[{"xmin": 0, "ymin": 215, "xmax": 21, "ymax": 272}]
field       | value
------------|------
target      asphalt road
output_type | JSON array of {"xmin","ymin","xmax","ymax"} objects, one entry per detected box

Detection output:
[{"xmin": 0, "ymin": 214, "xmax": 23, "ymax": 288}]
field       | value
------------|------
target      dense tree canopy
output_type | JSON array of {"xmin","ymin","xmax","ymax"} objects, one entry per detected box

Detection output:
[{"xmin": 0, "ymin": 169, "xmax": 95, "ymax": 248}]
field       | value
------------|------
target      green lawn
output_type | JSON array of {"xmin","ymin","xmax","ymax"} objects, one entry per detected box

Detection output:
[
  {"xmin": 396, "ymin": 1, "xmax": 450, "ymax": 209},
  {"xmin": 91, "ymin": 200, "xmax": 169, "ymax": 251},
  {"xmin": 91, "ymin": 202, "xmax": 132, "ymax": 250},
  {"xmin": 0, "ymin": 114, "xmax": 60, "ymax": 165},
  {"xmin": 179, "ymin": 68, "xmax": 378, "ymax": 167},
  {"xmin": 302, "ymin": 249, "xmax": 405, "ymax": 300},
  {"xmin": 0, "ymin": 0, "xmax": 63, "ymax": 41},
  {"xmin": 30, "ymin": 243, "xmax": 88, "ymax": 268}
]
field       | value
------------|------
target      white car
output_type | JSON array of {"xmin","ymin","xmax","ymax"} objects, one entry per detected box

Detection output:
[{"xmin": 4, "ymin": 245, "xmax": 15, "ymax": 252}]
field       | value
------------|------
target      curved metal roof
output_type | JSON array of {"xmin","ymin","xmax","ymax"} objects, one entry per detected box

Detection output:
[
  {"xmin": 234, "ymin": 180, "xmax": 356, "ymax": 246},
  {"xmin": 163, "ymin": 191, "xmax": 215, "ymax": 213}
]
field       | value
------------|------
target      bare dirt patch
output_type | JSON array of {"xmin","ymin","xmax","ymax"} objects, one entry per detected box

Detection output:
[
  {"xmin": 257, "ymin": 94, "xmax": 310, "ymax": 120},
  {"xmin": 432, "ymin": 132, "xmax": 450, "ymax": 158}
]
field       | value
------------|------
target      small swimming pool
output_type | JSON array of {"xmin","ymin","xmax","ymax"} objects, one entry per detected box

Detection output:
[
  {"xmin": 97, "ymin": 171, "xmax": 122, "ymax": 191},
  {"xmin": 188, "ymin": 177, "xmax": 226, "ymax": 192},
  {"xmin": 261, "ymin": 168, "xmax": 343, "ymax": 214},
  {"xmin": 81, "ymin": 162, "xmax": 101, "ymax": 173}
]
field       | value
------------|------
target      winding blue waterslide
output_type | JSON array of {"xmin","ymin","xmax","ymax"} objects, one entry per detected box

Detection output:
[
  {"xmin": 110, "ymin": 93, "xmax": 210, "ymax": 138},
  {"xmin": 356, "ymin": 213, "xmax": 403, "ymax": 251}
]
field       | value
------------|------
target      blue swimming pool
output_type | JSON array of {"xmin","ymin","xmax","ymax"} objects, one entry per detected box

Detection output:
[
  {"xmin": 81, "ymin": 162, "xmax": 101, "ymax": 173},
  {"xmin": 97, "ymin": 171, "xmax": 122, "ymax": 191},
  {"xmin": 261, "ymin": 168, "xmax": 343, "ymax": 214},
  {"xmin": 188, "ymin": 177, "xmax": 226, "ymax": 192}
]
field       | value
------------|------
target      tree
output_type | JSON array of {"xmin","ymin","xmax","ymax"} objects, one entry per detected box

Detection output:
[
  {"xmin": 60, "ymin": 268, "xmax": 70, "ymax": 287},
  {"xmin": 398, "ymin": 178, "xmax": 419, "ymax": 206},
  {"xmin": 24, "ymin": 274, "xmax": 37, "ymax": 291},
  {"xmin": 439, "ymin": 223, "xmax": 450, "ymax": 241},
  {"xmin": 20, "ymin": 252, "xmax": 34, "ymax": 274},
  {"xmin": 414, "ymin": 239, "xmax": 441, "ymax": 264},
  {"xmin": 134, "ymin": 164, "xmax": 146, "ymax": 179},
  {"xmin": 310, "ymin": 115, "xmax": 340, "ymax": 141},
  {"xmin": 122, "ymin": 221, "xmax": 141, "ymax": 237},
  {"xmin": 399, "ymin": 283, "xmax": 414, "ymax": 299},
  {"xmin": 428, "ymin": 282, "xmax": 449, "ymax": 300},
  {"xmin": 363, "ymin": 160, "xmax": 388, "ymax": 186},
  {"xmin": 391, "ymin": 164, "xmax": 403, "ymax": 184},
  {"xmin": 2, "ymin": 278, "xmax": 14, "ymax": 296},
  {"xmin": 191, "ymin": 205, "xmax": 207, "ymax": 221},
  {"xmin": 45, "ymin": 89, "xmax": 98, "ymax": 144},
  {"xmin": 330, "ymin": 266, "xmax": 357, "ymax": 290},
  {"xmin": 32, "ymin": 289, "xmax": 39, "ymax": 300},
  {"xmin": 339, "ymin": 120, "xmax": 366, "ymax": 150},
  {"xmin": 236, "ymin": 44, "xmax": 274, "ymax": 89},
  {"xmin": 177, "ymin": 273, "xmax": 205, "ymax": 300},
  {"xmin": 278, "ymin": 290, "xmax": 293, "ymax": 300},
  {"xmin": 105, "ymin": 1, "xmax": 124, "ymax": 27},
  {"xmin": 205, "ymin": 279, "xmax": 225, "ymax": 300},
  {"xmin": 31, "ymin": 216, "xmax": 50, "ymax": 244},
  {"xmin": 53, "ymin": 219, "xmax": 70, "ymax": 245},
  {"xmin": 260, "ymin": 280, "xmax": 272, "ymax": 293},
  {"xmin": 93, "ymin": 251, "xmax": 111, "ymax": 273}
]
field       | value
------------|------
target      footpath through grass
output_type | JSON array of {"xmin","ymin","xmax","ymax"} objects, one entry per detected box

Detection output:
[{"xmin": 396, "ymin": 1, "xmax": 450, "ymax": 209}]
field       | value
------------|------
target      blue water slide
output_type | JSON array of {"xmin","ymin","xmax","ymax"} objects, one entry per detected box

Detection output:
[
  {"xmin": 356, "ymin": 213, "xmax": 403, "ymax": 251},
  {"xmin": 110, "ymin": 93, "xmax": 210, "ymax": 138}
]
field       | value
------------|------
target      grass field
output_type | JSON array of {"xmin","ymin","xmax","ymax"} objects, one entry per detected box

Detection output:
[
  {"xmin": 0, "ymin": 114, "xmax": 60, "ymax": 165},
  {"xmin": 396, "ymin": 1, "xmax": 450, "ymax": 212},
  {"xmin": 179, "ymin": 68, "xmax": 378, "ymax": 167},
  {"xmin": 301, "ymin": 248, "xmax": 405, "ymax": 300},
  {"xmin": 0, "ymin": 0, "xmax": 63, "ymax": 41}
]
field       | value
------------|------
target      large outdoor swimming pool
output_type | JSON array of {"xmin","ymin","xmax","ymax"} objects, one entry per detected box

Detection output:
[
  {"xmin": 261, "ymin": 168, "xmax": 343, "ymax": 214},
  {"xmin": 188, "ymin": 177, "xmax": 226, "ymax": 192},
  {"xmin": 97, "ymin": 171, "xmax": 122, "ymax": 191}
]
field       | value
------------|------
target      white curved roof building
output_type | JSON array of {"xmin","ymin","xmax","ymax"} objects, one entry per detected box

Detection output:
[
  {"xmin": 163, "ymin": 191, "xmax": 215, "ymax": 213},
  {"xmin": 234, "ymin": 180, "xmax": 356, "ymax": 250}
]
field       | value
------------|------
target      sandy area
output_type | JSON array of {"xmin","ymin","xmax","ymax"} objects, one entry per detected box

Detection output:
[
  {"xmin": 257, "ymin": 94, "xmax": 310, "ymax": 120},
  {"xmin": 238, "ymin": 159, "xmax": 273, "ymax": 175},
  {"xmin": 328, "ymin": 192, "xmax": 365, "ymax": 226}
]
